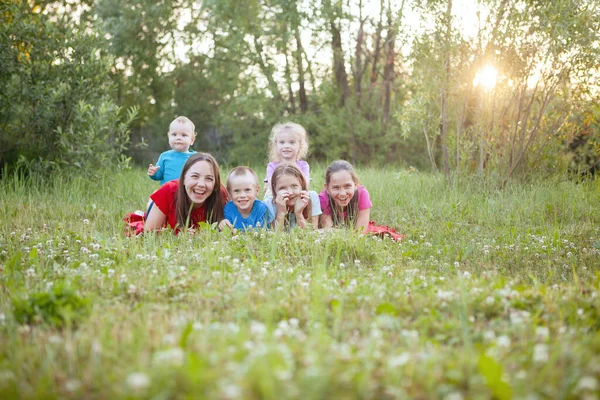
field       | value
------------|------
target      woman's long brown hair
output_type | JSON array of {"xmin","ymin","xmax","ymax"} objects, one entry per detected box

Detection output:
[
  {"xmin": 270, "ymin": 164, "xmax": 311, "ymax": 224},
  {"xmin": 175, "ymin": 153, "xmax": 225, "ymax": 228},
  {"xmin": 324, "ymin": 160, "xmax": 360, "ymax": 227}
]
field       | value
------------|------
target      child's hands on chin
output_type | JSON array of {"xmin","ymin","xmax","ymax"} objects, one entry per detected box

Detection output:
[
  {"xmin": 275, "ymin": 190, "xmax": 290, "ymax": 210},
  {"xmin": 294, "ymin": 190, "xmax": 309, "ymax": 214}
]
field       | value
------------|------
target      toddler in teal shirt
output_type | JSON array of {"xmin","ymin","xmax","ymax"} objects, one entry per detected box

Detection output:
[{"xmin": 148, "ymin": 116, "xmax": 197, "ymax": 185}]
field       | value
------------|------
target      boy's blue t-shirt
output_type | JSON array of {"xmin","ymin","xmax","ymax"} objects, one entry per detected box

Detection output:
[
  {"xmin": 224, "ymin": 200, "xmax": 269, "ymax": 230},
  {"xmin": 150, "ymin": 150, "xmax": 196, "ymax": 186}
]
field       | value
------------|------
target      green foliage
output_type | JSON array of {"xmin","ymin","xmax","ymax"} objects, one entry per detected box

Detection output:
[
  {"xmin": 1, "ymin": 0, "xmax": 599, "ymax": 178},
  {"xmin": 566, "ymin": 100, "xmax": 600, "ymax": 176},
  {"xmin": 0, "ymin": 1, "xmax": 134, "ymax": 175},
  {"xmin": 478, "ymin": 353, "xmax": 512, "ymax": 400},
  {"xmin": 12, "ymin": 284, "xmax": 91, "ymax": 328},
  {"xmin": 54, "ymin": 102, "xmax": 137, "ymax": 173}
]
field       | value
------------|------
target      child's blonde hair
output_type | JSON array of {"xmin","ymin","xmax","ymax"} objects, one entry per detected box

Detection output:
[
  {"xmin": 226, "ymin": 166, "xmax": 259, "ymax": 191},
  {"xmin": 169, "ymin": 116, "xmax": 196, "ymax": 134},
  {"xmin": 268, "ymin": 122, "xmax": 309, "ymax": 162}
]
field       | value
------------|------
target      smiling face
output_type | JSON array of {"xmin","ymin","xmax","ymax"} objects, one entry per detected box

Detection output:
[
  {"xmin": 183, "ymin": 160, "xmax": 215, "ymax": 206},
  {"xmin": 274, "ymin": 173, "xmax": 303, "ymax": 207},
  {"xmin": 168, "ymin": 120, "xmax": 195, "ymax": 152},
  {"xmin": 326, "ymin": 170, "xmax": 357, "ymax": 209},
  {"xmin": 275, "ymin": 131, "xmax": 301, "ymax": 162},
  {"xmin": 228, "ymin": 173, "xmax": 259, "ymax": 217}
]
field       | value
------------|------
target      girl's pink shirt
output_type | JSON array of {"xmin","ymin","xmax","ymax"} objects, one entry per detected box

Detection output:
[{"xmin": 318, "ymin": 186, "xmax": 372, "ymax": 217}]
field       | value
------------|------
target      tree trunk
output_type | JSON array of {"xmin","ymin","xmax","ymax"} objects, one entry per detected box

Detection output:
[
  {"xmin": 294, "ymin": 27, "xmax": 308, "ymax": 113},
  {"xmin": 440, "ymin": 0, "xmax": 452, "ymax": 176},
  {"xmin": 370, "ymin": 0, "xmax": 384, "ymax": 86},
  {"xmin": 354, "ymin": 17, "xmax": 365, "ymax": 103},
  {"xmin": 331, "ymin": 20, "xmax": 350, "ymax": 106},
  {"xmin": 382, "ymin": 4, "xmax": 397, "ymax": 126},
  {"xmin": 284, "ymin": 47, "xmax": 296, "ymax": 114},
  {"xmin": 252, "ymin": 35, "xmax": 282, "ymax": 101}
]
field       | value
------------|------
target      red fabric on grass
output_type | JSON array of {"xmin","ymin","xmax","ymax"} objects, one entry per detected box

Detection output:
[{"xmin": 366, "ymin": 221, "xmax": 406, "ymax": 242}]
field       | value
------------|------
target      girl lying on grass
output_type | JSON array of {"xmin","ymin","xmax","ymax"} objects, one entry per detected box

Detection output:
[
  {"xmin": 264, "ymin": 164, "xmax": 321, "ymax": 230},
  {"xmin": 319, "ymin": 160, "xmax": 404, "ymax": 241}
]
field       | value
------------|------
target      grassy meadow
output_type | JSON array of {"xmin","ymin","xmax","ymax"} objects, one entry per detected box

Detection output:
[{"xmin": 0, "ymin": 167, "xmax": 599, "ymax": 399}]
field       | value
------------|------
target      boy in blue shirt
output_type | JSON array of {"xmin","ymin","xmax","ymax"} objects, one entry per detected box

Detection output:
[
  {"xmin": 219, "ymin": 167, "xmax": 269, "ymax": 231},
  {"xmin": 147, "ymin": 116, "xmax": 197, "ymax": 185}
]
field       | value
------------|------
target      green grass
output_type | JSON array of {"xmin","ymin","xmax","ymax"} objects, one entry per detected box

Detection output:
[{"xmin": 0, "ymin": 168, "xmax": 599, "ymax": 399}]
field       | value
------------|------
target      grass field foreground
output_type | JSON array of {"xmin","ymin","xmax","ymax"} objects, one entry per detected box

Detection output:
[{"xmin": 0, "ymin": 168, "xmax": 599, "ymax": 399}]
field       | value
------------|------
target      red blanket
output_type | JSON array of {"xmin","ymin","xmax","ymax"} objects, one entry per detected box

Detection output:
[
  {"xmin": 123, "ymin": 211, "xmax": 145, "ymax": 236},
  {"xmin": 367, "ymin": 221, "xmax": 406, "ymax": 242}
]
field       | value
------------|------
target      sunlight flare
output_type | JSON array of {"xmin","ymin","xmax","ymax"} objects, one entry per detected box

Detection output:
[{"xmin": 473, "ymin": 65, "xmax": 498, "ymax": 90}]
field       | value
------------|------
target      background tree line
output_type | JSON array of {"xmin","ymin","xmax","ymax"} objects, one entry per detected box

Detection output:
[{"xmin": 1, "ymin": 0, "xmax": 599, "ymax": 180}]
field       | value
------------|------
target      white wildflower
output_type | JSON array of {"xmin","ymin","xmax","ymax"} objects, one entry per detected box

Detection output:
[
  {"xmin": 162, "ymin": 334, "xmax": 176, "ymax": 345},
  {"xmin": 516, "ymin": 370, "xmax": 527, "ymax": 379},
  {"xmin": 436, "ymin": 290, "xmax": 455, "ymax": 300},
  {"xmin": 533, "ymin": 344, "xmax": 549, "ymax": 363},
  {"xmin": 445, "ymin": 392, "xmax": 464, "ymax": 400},
  {"xmin": 126, "ymin": 372, "xmax": 150, "ymax": 390},
  {"xmin": 64, "ymin": 379, "xmax": 81, "ymax": 392},
  {"xmin": 388, "ymin": 353, "xmax": 410, "ymax": 368},
  {"xmin": 535, "ymin": 326, "xmax": 549, "ymax": 340},
  {"xmin": 497, "ymin": 335, "xmax": 511, "ymax": 348},
  {"xmin": 152, "ymin": 347, "xmax": 185, "ymax": 366},
  {"xmin": 48, "ymin": 335, "xmax": 62, "ymax": 344},
  {"xmin": 250, "ymin": 321, "xmax": 267, "ymax": 336},
  {"xmin": 576, "ymin": 376, "xmax": 598, "ymax": 392},
  {"xmin": 220, "ymin": 382, "xmax": 242, "ymax": 398}
]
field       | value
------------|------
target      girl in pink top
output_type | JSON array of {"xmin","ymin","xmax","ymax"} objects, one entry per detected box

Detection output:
[{"xmin": 319, "ymin": 160, "xmax": 372, "ymax": 234}]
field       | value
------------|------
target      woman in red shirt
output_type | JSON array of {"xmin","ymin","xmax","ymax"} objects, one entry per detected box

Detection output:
[{"xmin": 144, "ymin": 153, "xmax": 227, "ymax": 231}]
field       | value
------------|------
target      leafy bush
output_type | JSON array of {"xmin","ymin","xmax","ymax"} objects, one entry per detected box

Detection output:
[
  {"xmin": 13, "ymin": 285, "xmax": 91, "ymax": 328},
  {"xmin": 0, "ymin": 1, "xmax": 135, "ymax": 176}
]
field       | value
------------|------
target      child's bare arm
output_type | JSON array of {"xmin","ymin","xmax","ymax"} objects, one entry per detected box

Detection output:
[
  {"xmin": 356, "ymin": 209, "xmax": 370, "ymax": 234},
  {"xmin": 320, "ymin": 214, "xmax": 333, "ymax": 230},
  {"xmin": 272, "ymin": 191, "xmax": 289, "ymax": 230},
  {"xmin": 310, "ymin": 215, "xmax": 319, "ymax": 229}
]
